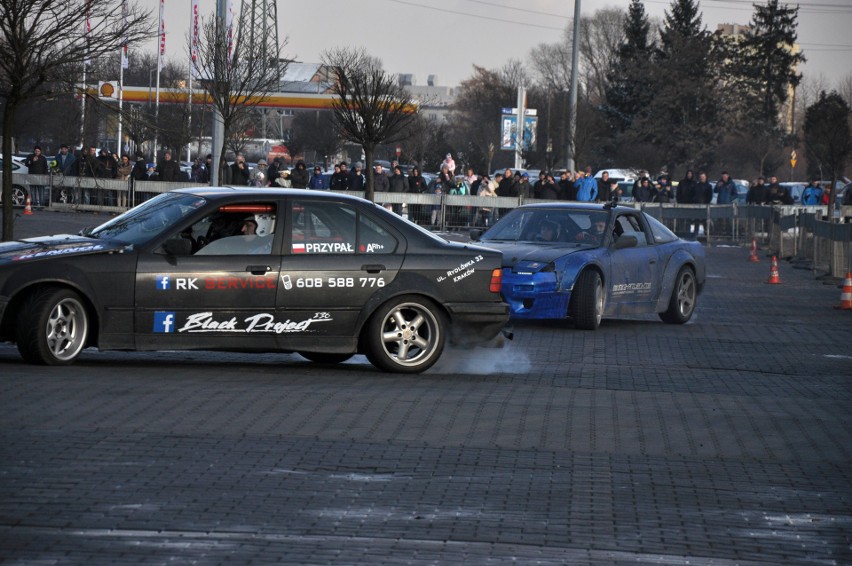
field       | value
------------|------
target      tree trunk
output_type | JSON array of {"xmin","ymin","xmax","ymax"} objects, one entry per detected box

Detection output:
[
  {"xmin": 2, "ymin": 100, "xmax": 18, "ymax": 241},
  {"xmin": 364, "ymin": 144, "xmax": 375, "ymax": 202}
]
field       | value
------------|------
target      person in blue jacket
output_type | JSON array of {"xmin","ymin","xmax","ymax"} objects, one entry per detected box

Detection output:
[
  {"xmin": 308, "ymin": 166, "xmax": 326, "ymax": 189},
  {"xmin": 714, "ymin": 171, "xmax": 738, "ymax": 204},
  {"xmin": 573, "ymin": 165, "xmax": 598, "ymax": 202},
  {"xmin": 801, "ymin": 179, "xmax": 823, "ymax": 205}
]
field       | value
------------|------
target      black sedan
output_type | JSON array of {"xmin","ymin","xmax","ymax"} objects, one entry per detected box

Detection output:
[{"xmin": 0, "ymin": 188, "xmax": 509, "ymax": 373}]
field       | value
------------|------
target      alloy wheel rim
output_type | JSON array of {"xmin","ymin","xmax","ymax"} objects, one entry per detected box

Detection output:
[
  {"xmin": 381, "ymin": 303, "xmax": 439, "ymax": 367},
  {"xmin": 46, "ymin": 298, "xmax": 87, "ymax": 361}
]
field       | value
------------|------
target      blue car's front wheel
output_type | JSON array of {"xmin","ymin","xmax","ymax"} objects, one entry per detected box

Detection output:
[{"xmin": 571, "ymin": 269, "xmax": 603, "ymax": 330}]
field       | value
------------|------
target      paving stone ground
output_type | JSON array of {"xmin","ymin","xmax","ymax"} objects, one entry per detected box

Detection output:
[{"xmin": 1, "ymin": 211, "xmax": 850, "ymax": 564}]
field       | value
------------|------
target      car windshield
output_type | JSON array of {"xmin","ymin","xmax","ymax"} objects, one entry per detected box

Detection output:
[
  {"xmin": 481, "ymin": 208, "xmax": 609, "ymax": 246},
  {"xmin": 89, "ymin": 192, "xmax": 207, "ymax": 245}
]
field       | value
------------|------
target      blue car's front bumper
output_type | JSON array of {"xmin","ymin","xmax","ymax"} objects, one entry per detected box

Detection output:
[{"xmin": 502, "ymin": 269, "xmax": 571, "ymax": 319}]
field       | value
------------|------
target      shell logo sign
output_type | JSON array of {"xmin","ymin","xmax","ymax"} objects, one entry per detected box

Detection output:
[{"xmin": 98, "ymin": 81, "xmax": 119, "ymax": 100}]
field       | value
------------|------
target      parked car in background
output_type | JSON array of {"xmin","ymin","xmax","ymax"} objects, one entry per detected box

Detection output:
[{"xmin": 0, "ymin": 156, "xmax": 31, "ymax": 207}]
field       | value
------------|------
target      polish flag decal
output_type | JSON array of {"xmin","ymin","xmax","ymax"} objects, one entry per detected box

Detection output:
[{"xmin": 292, "ymin": 243, "xmax": 306, "ymax": 254}]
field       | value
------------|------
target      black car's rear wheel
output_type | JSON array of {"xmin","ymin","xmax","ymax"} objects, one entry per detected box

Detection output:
[
  {"xmin": 659, "ymin": 266, "xmax": 697, "ymax": 324},
  {"xmin": 298, "ymin": 352, "xmax": 354, "ymax": 364},
  {"xmin": 571, "ymin": 269, "xmax": 604, "ymax": 330},
  {"xmin": 17, "ymin": 287, "xmax": 89, "ymax": 365},
  {"xmin": 364, "ymin": 295, "xmax": 445, "ymax": 373}
]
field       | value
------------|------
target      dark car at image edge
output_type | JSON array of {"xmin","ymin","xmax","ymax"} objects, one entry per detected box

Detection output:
[{"xmin": 0, "ymin": 187, "xmax": 509, "ymax": 373}]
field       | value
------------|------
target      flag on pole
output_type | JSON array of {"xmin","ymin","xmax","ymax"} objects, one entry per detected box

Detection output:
[
  {"xmin": 191, "ymin": 0, "xmax": 200, "ymax": 64},
  {"xmin": 158, "ymin": 0, "xmax": 166, "ymax": 71},
  {"xmin": 121, "ymin": 0, "xmax": 129, "ymax": 69}
]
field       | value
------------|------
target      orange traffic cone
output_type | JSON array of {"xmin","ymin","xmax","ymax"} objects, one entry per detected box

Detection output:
[
  {"xmin": 748, "ymin": 238, "xmax": 760, "ymax": 262},
  {"xmin": 835, "ymin": 272, "xmax": 852, "ymax": 310},
  {"xmin": 23, "ymin": 194, "xmax": 33, "ymax": 215},
  {"xmin": 766, "ymin": 255, "xmax": 781, "ymax": 284}
]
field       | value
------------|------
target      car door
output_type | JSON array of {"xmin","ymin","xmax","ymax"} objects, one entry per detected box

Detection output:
[
  {"xmin": 276, "ymin": 198, "xmax": 404, "ymax": 342},
  {"xmin": 134, "ymin": 201, "xmax": 282, "ymax": 350},
  {"xmin": 606, "ymin": 211, "xmax": 662, "ymax": 313}
]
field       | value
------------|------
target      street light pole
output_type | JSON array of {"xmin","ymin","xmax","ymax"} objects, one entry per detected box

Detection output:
[{"xmin": 565, "ymin": 0, "xmax": 581, "ymax": 173}]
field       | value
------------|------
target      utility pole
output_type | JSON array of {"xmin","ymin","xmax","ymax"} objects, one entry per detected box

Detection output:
[
  {"xmin": 565, "ymin": 0, "xmax": 581, "ymax": 173},
  {"xmin": 515, "ymin": 85, "xmax": 526, "ymax": 170},
  {"xmin": 211, "ymin": 0, "xmax": 226, "ymax": 186}
]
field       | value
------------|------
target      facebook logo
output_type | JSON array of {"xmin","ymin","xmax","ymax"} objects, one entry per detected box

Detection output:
[
  {"xmin": 153, "ymin": 311, "xmax": 176, "ymax": 333},
  {"xmin": 156, "ymin": 275, "xmax": 171, "ymax": 290}
]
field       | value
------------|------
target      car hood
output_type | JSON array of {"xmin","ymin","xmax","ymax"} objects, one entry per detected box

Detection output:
[
  {"xmin": 478, "ymin": 241, "xmax": 588, "ymax": 269},
  {"xmin": 0, "ymin": 235, "xmax": 128, "ymax": 265}
]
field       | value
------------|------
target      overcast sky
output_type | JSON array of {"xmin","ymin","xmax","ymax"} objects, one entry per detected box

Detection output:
[{"xmin": 140, "ymin": 0, "xmax": 852, "ymax": 88}]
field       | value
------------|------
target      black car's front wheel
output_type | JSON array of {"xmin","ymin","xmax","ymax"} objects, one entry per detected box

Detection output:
[
  {"xmin": 17, "ymin": 287, "xmax": 90, "ymax": 365},
  {"xmin": 659, "ymin": 266, "xmax": 697, "ymax": 324},
  {"xmin": 570, "ymin": 269, "xmax": 604, "ymax": 330},
  {"xmin": 364, "ymin": 295, "xmax": 446, "ymax": 373}
]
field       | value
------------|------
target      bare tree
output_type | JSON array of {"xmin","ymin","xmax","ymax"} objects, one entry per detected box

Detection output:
[
  {"xmin": 191, "ymin": 12, "xmax": 287, "ymax": 182},
  {"xmin": 322, "ymin": 46, "xmax": 419, "ymax": 202},
  {"xmin": 0, "ymin": 0, "xmax": 153, "ymax": 241},
  {"xmin": 291, "ymin": 110, "xmax": 343, "ymax": 167},
  {"xmin": 579, "ymin": 9, "xmax": 627, "ymax": 104}
]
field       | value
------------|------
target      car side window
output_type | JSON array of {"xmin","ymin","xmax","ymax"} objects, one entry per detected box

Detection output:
[
  {"xmin": 358, "ymin": 214, "xmax": 398, "ymax": 253},
  {"xmin": 646, "ymin": 213, "xmax": 678, "ymax": 244},
  {"xmin": 290, "ymin": 200, "xmax": 357, "ymax": 254},
  {"xmin": 184, "ymin": 203, "xmax": 276, "ymax": 255},
  {"xmin": 615, "ymin": 214, "xmax": 647, "ymax": 246}
]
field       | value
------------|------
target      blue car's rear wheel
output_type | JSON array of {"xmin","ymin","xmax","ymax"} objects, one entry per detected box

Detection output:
[{"xmin": 571, "ymin": 269, "xmax": 603, "ymax": 330}]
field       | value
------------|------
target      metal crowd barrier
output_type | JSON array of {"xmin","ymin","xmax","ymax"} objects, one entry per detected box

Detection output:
[{"xmin": 4, "ymin": 172, "xmax": 850, "ymax": 274}]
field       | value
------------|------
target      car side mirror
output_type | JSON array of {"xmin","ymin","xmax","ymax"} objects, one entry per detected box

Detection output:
[
  {"xmin": 469, "ymin": 228, "xmax": 483, "ymax": 241},
  {"xmin": 161, "ymin": 237, "xmax": 193, "ymax": 256},
  {"xmin": 613, "ymin": 234, "xmax": 638, "ymax": 250}
]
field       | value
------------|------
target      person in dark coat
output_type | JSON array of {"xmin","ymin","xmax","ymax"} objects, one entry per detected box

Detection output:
[
  {"xmin": 98, "ymin": 148, "xmax": 118, "ymax": 179},
  {"xmin": 559, "ymin": 171, "xmax": 576, "ymax": 200},
  {"xmin": 131, "ymin": 152, "xmax": 148, "ymax": 181},
  {"xmin": 497, "ymin": 169, "xmax": 519, "ymax": 197},
  {"xmin": 633, "ymin": 178, "xmax": 655, "ymax": 203},
  {"xmin": 290, "ymin": 161, "xmax": 309, "ymax": 188},
  {"xmin": 765, "ymin": 175, "xmax": 793, "ymax": 205},
  {"xmin": 746, "ymin": 177, "xmax": 767, "ymax": 205},
  {"xmin": 596, "ymin": 171, "xmax": 613, "ymax": 202},
  {"xmin": 677, "ymin": 170, "xmax": 696, "ymax": 203},
  {"xmin": 373, "ymin": 163, "xmax": 390, "ymax": 193},
  {"xmin": 229, "ymin": 155, "xmax": 252, "ymax": 186},
  {"xmin": 349, "ymin": 162, "xmax": 366, "ymax": 191},
  {"xmin": 24, "ymin": 145, "xmax": 49, "ymax": 206},
  {"xmin": 156, "ymin": 150, "xmax": 181, "ymax": 182},
  {"xmin": 654, "ymin": 175, "xmax": 674, "ymax": 203},
  {"xmin": 329, "ymin": 163, "xmax": 348, "ymax": 190},
  {"xmin": 266, "ymin": 158, "xmax": 281, "ymax": 183},
  {"xmin": 54, "ymin": 144, "xmax": 76, "ymax": 176},
  {"xmin": 389, "ymin": 165, "xmax": 406, "ymax": 193},
  {"xmin": 689, "ymin": 171, "xmax": 713, "ymax": 239},
  {"xmin": 536, "ymin": 173, "xmax": 560, "ymax": 200},
  {"xmin": 693, "ymin": 172, "xmax": 713, "ymax": 204}
]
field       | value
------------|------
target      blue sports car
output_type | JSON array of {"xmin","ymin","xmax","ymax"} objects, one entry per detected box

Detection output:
[{"xmin": 470, "ymin": 202, "xmax": 706, "ymax": 329}]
